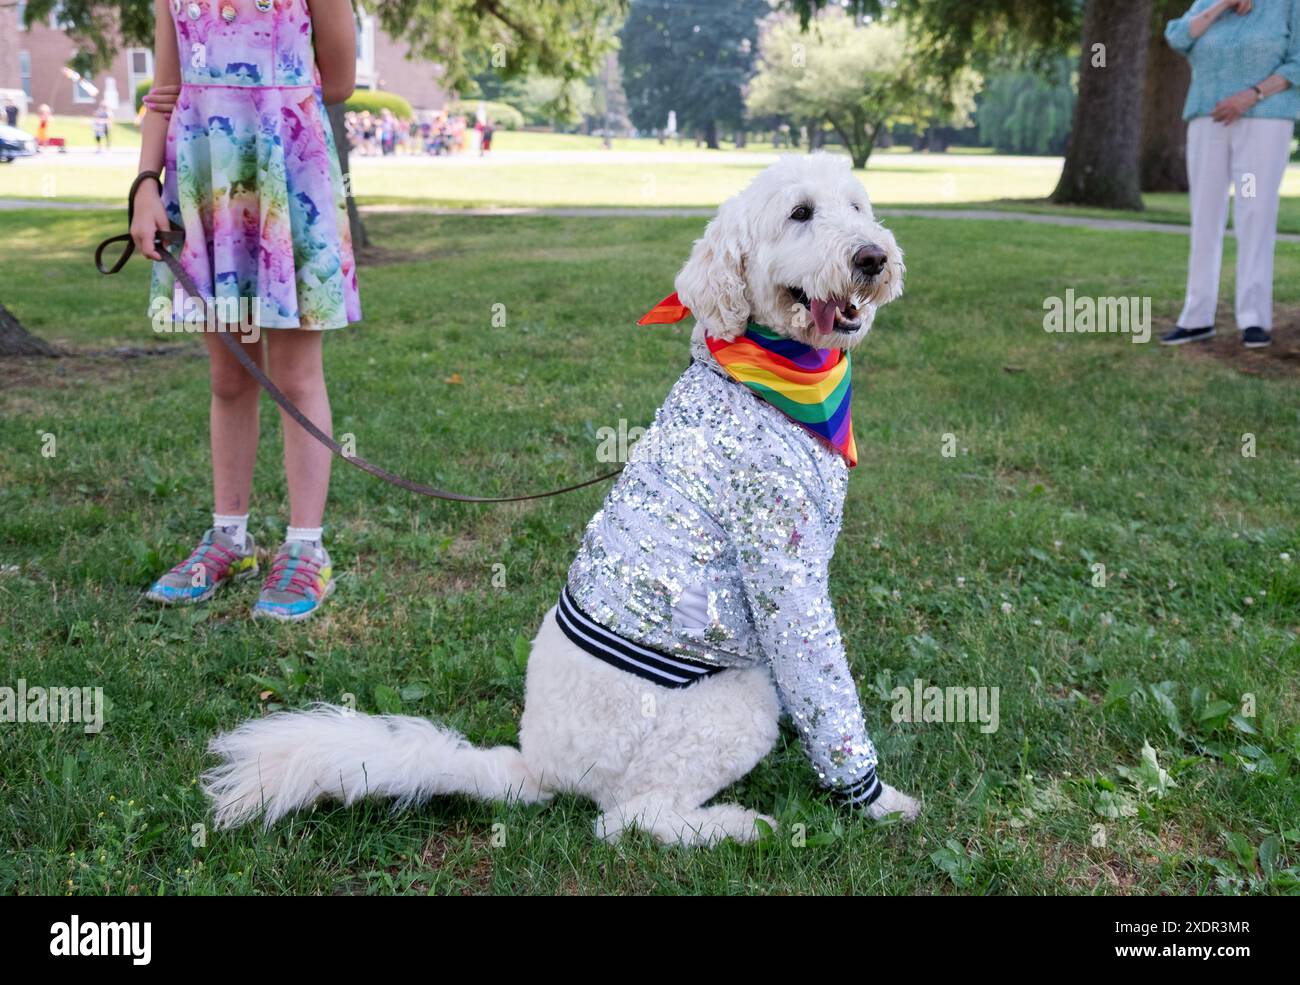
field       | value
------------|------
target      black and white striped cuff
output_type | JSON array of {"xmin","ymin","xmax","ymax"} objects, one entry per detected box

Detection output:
[
  {"xmin": 836, "ymin": 769, "xmax": 883, "ymax": 808},
  {"xmin": 555, "ymin": 586, "xmax": 724, "ymax": 689}
]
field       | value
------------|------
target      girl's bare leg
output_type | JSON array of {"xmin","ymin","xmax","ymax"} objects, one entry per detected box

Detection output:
[
  {"xmin": 264, "ymin": 329, "xmax": 332, "ymax": 529},
  {"xmin": 205, "ymin": 331, "xmax": 263, "ymax": 516}
]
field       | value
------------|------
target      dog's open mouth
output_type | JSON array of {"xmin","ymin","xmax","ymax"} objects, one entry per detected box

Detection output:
[{"xmin": 789, "ymin": 286, "xmax": 862, "ymax": 335}]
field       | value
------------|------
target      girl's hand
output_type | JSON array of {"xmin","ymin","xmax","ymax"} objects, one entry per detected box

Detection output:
[
  {"xmin": 1211, "ymin": 89, "xmax": 1258, "ymax": 124},
  {"xmin": 130, "ymin": 181, "xmax": 170, "ymax": 260},
  {"xmin": 142, "ymin": 85, "xmax": 181, "ymax": 118},
  {"xmin": 1227, "ymin": 0, "xmax": 1253, "ymax": 14}
]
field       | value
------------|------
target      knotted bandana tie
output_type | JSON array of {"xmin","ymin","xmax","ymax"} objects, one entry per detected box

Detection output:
[{"xmin": 639, "ymin": 292, "xmax": 858, "ymax": 467}]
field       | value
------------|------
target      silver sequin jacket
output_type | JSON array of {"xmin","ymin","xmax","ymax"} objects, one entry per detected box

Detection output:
[{"xmin": 566, "ymin": 333, "xmax": 879, "ymax": 794}]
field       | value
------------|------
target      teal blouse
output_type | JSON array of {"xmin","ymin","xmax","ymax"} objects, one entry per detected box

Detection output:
[{"xmin": 1166, "ymin": 0, "xmax": 1300, "ymax": 120}]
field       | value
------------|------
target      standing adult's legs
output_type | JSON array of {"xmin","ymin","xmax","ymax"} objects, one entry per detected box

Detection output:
[
  {"xmin": 1231, "ymin": 118, "xmax": 1293, "ymax": 331},
  {"xmin": 1179, "ymin": 116, "xmax": 1234, "ymax": 330}
]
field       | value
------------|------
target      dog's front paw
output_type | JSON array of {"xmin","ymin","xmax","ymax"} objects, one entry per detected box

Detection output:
[{"xmin": 865, "ymin": 783, "xmax": 921, "ymax": 823}]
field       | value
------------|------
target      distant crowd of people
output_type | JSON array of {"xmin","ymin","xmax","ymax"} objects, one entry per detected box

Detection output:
[{"xmin": 343, "ymin": 108, "xmax": 496, "ymax": 157}]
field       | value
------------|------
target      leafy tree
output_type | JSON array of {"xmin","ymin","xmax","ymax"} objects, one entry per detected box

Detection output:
[
  {"xmin": 22, "ymin": 0, "xmax": 624, "ymax": 87},
  {"xmin": 589, "ymin": 50, "xmax": 632, "ymax": 135},
  {"xmin": 790, "ymin": 0, "xmax": 1171, "ymax": 210},
  {"xmin": 747, "ymin": 10, "xmax": 976, "ymax": 168},
  {"xmin": 376, "ymin": 0, "xmax": 622, "ymax": 111},
  {"xmin": 975, "ymin": 58, "xmax": 1074, "ymax": 156},
  {"xmin": 619, "ymin": 0, "xmax": 769, "ymax": 148},
  {"xmin": 784, "ymin": 0, "xmax": 1081, "ymax": 77},
  {"xmin": 469, "ymin": 71, "xmax": 594, "ymax": 127}
]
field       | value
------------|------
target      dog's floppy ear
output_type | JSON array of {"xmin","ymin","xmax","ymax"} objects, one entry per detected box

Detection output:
[{"xmin": 674, "ymin": 200, "xmax": 750, "ymax": 340}]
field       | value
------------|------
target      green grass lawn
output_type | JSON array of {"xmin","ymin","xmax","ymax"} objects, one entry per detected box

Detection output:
[
  {"xmin": 919, "ymin": 188, "xmax": 1300, "ymax": 237},
  {"xmin": 11, "ymin": 141, "xmax": 1300, "ymax": 238},
  {"xmin": 0, "ymin": 147, "xmax": 1063, "ymax": 208},
  {"xmin": 1, "ymin": 209, "xmax": 1298, "ymax": 895},
  {"xmin": 353, "ymin": 154, "xmax": 1070, "ymax": 210}
]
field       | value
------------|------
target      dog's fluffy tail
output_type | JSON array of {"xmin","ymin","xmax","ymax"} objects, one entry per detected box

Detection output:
[{"xmin": 202, "ymin": 704, "xmax": 544, "ymax": 829}]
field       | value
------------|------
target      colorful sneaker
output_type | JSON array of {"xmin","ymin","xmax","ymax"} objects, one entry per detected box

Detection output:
[
  {"xmin": 252, "ymin": 541, "xmax": 334, "ymax": 622},
  {"xmin": 145, "ymin": 529, "xmax": 258, "ymax": 605}
]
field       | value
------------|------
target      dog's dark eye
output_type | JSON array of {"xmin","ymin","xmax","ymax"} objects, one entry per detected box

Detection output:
[
  {"xmin": 851, "ymin": 203, "xmax": 862, "ymax": 212},
  {"xmin": 790, "ymin": 204, "xmax": 813, "ymax": 222}
]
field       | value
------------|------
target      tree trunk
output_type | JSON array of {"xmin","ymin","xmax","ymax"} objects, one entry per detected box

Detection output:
[
  {"xmin": 831, "ymin": 117, "xmax": 876, "ymax": 169},
  {"xmin": 0, "ymin": 304, "xmax": 62, "ymax": 357},
  {"xmin": 327, "ymin": 102, "xmax": 369, "ymax": 252},
  {"xmin": 858, "ymin": 123, "xmax": 881, "ymax": 169},
  {"xmin": 1140, "ymin": 0, "xmax": 1191, "ymax": 192},
  {"xmin": 1052, "ymin": 0, "xmax": 1153, "ymax": 209},
  {"xmin": 704, "ymin": 119, "xmax": 719, "ymax": 149}
]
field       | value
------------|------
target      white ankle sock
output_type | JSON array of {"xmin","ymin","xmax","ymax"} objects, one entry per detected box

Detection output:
[
  {"xmin": 213, "ymin": 513, "xmax": 249, "ymax": 551},
  {"xmin": 286, "ymin": 525, "xmax": 323, "ymax": 547}
]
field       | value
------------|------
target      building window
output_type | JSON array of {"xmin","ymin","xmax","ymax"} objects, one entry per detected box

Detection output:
[
  {"xmin": 127, "ymin": 48, "xmax": 154, "ymax": 97},
  {"xmin": 16, "ymin": 0, "xmax": 27, "ymax": 30},
  {"xmin": 20, "ymin": 52, "xmax": 32, "ymax": 99},
  {"xmin": 73, "ymin": 74, "xmax": 96, "ymax": 104},
  {"xmin": 355, "ymin": 12, "xmax": 376, "ymax": 89}
]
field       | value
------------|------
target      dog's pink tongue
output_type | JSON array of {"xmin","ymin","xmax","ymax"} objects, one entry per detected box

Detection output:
[{"xmin": 810, "ymin": 298, "xmax": 842, "ymax": 334}]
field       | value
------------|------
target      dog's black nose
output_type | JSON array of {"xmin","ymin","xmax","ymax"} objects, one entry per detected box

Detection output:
[{"xmin": 853, "ymin": 244, "xmax": 887, "ymax": 276}]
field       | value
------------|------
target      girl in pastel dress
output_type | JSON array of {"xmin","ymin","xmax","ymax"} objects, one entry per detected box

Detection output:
[{"xmin": 131, "ymin": 0, "xmax": 360, "ymax": 621}]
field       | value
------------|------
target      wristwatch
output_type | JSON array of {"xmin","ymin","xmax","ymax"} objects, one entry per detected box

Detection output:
[{"xmin": 1251, "ymin": 84, "xmax": 1264, "ymax": 102}]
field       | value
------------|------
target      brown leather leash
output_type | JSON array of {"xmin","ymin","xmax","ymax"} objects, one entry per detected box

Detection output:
[{"xmin": 95, "ymin": 172, "xmax": 622, "ymax": 504}]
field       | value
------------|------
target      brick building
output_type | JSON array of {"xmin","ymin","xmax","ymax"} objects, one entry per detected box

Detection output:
[
  {"xmin": 0, "ymin": 2, "xmax": 448, "ymax": 122},
  {"xmin": 0, "ymin": 1, "xmax": 153, "ymax": 120},
  {"xmin": 355, "ymin": 8, "xmax": 450, "ymax": 111}
]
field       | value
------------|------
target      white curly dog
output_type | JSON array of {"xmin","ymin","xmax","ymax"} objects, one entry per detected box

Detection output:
[{"xmin": 204, "ymin": 154, "xmax": 918, "ymax": 845}]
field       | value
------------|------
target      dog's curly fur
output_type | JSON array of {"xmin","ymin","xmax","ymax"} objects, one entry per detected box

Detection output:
[
  {"xmin": 676, "ymin": 153, "xmax": 904, "ymax": 349},
  {"xmin": 203, "ymin": 155, "xmax": 917, "ymax": 845}
]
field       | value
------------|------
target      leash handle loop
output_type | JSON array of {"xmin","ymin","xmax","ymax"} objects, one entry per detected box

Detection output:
[{"xmin": 94, "ymin": 170, "xmax": 165, "ymax": 275}]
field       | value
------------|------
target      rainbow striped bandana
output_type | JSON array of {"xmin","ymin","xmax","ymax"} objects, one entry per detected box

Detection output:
[{"xmin": 640, "ymin": 292, "xmax": 857, "ymax": 467}]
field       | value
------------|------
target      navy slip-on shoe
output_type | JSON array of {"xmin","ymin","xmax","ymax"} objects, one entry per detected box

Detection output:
[
  {"xmin": 1241, "ymin": 326, "xmax": 1273, "ymax": 348},
  {"xmin": 1160, "ymin": 325, "xmax": 1215, "ymax": 346}
]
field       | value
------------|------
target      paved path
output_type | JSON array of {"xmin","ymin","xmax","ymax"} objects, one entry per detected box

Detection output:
[
  {"xmin": 304, "ymin": 204, "xmax": 1300, "ymax": 242},
  {"xmin": 1, "ymin": 198, "xmax": 118, "ymax": 211},
  {"xmin": 886, "ymin": 207, "xmax": 1300, "ymax": 242},
  {"xmin": 361, "ymin": 204, "xmax": 717, "ymax": 218},
  {"xmin": 5, "ymin": 197, "xmax": 1300, "ymax": 242}
]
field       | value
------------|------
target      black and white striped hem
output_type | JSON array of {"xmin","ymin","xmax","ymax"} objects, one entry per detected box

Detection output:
[
  {"xmin": 555, "ymin": 586, "xmax": 724, "ymax": 689},
  {"xmin": 837, "ymin": 770, "xmax": 883, "ymax": 808}
]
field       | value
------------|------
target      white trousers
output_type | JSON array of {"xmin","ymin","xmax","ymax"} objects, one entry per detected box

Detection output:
[{"xmin": 1179, "ymin": 116, "xmax": 1293, "ymax": 331}]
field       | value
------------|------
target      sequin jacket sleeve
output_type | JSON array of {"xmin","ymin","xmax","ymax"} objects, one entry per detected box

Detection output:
[{"xmin": 717, "ymin": 450, "xmax": 882, "ymax": 805}]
